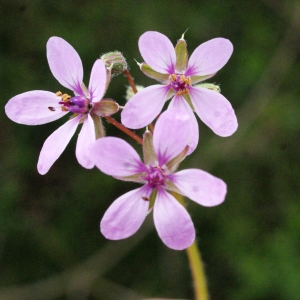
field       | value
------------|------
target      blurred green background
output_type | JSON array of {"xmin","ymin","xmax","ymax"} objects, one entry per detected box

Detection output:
[{"xmin": 1, "ymin": 0, "xmax": 300, "ymax": 299}]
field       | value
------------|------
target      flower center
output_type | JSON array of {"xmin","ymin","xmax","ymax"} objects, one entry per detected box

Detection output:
[
  {"xmin": 145, "ymin": 165, "xmax": 167, "ymax": 188},
  {"xmin": 48, "ymin": 91, "xmax": 92, "ymax": 114},
  {"xmin": 170, "ymin": 74, "xmax": 191, "ymax": 96}
]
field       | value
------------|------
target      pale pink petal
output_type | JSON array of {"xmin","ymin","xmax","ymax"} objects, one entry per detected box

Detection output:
[
  {"xmin": 190, "ymin": 87, "xmax": 238, "ymax": 137},
  {"xmin": 100, "ymin": 186, "xmax": 151, "ymax": 240},
  {"xmin": 153, "ymin": 189, "xmax": 195, "ymax": 250},
  {"xmin": 153, "ymin": 107, "xmax": 191, "ymax": 166},
  {"xmin": 121, "ymin": 85, "xmax": 170, "ymax": 129},
  {"xmin": 75, "ymin": 114, "xmax": 95, "ymax": 169},
  {"xmin": 186, "ymin": 38, "xmax": 233, "ymax": 77},
  {"xmin": 90, "ymin": 137, "xmax": 146, "ymax": 177},
  {"xmin": 37, "ymin": 116, "xmax": 80, "ymax": 175},
  {"xmin": 168, "ymin": 95, "xmax": 199, "ymax": 155},
  {"xmin": 47, "ymin": 37, "xmax": 83, "ymax": 95},
  {"xmin": 138, "ymin": 31, "xmax": 176, "ymax": 74},
  {"xmin": 171, "ymin": 169, "xmax": 227, "ymax": 207},
  {"xmin": 5, "ymin": 91, "xmax": 67, "ymax": 125},
  {"xmin": 88, "ymin": 59, "xmax": 107, "ymax": 103}
]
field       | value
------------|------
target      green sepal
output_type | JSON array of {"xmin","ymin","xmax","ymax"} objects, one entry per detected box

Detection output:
[
  {"xmin": 92, "ymin": 98, "xmax": 119, "ymax": 116},
  {"xmin": 175, "ymin": 38, "xmax": 188, "ymax": 73},
  {"xmin": 194, "ymin": 83, "xmax": 221, "ymax": 93},
  {"xmin": 148, "ymin": 189, "xmax": 158, "ymax": 212},
  {"xmin": 90, "ymin": 113, "xmax": 105, "ymax": 139},
  {"xmin": 165, "ymin": 145, "xmax": 189, "ymax": 173},
  {"xmin": 190, "ymin": 74, "xmax": 215, "ymax": 85},
  {"xmin": 166, "ymin": 87, "xmax": 175, "ymax": 100},
  {"xmin": 143, "ymin": 131, "xmax": 158, "ymax": 165},
  {"xmin": 164, "ymin": 179, "xmax": 182, "ymax": 195},
  {"xmin": 115, "ymin": 172, "xmax": 147, "ymax": 183},
  {"xmin": 182, "ymin": 93, "xmax": 195, "ymax": 111},
  {"xmin": 140, "ymin": 63, "xmax": 169, "ymax": 83}
]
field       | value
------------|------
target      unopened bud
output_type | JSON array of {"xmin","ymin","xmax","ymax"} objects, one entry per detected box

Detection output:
[
  {"xmin": 125, "ymin": 85, "xmax": 145, "ymax": 101},
  {"xmin": 101, "ymin": 51, "xmax": 127, "ymax": 76},
  {"xmin": 195, "ymin": 83, "xmax": 221, "ymax": 93}
]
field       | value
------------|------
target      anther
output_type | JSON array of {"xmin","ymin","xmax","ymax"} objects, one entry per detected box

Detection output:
[
  {"xmin": 48, "ymin": 106, "xmax": 56, "ymax": 111},
  {"xmin": 171, "ymin": 74, "xmax": 177, "ymax": 81},
  {"xmin": 62, "ymin": 94, "xmax": 71, "ymax": 102},
  {"xmin": 55, "ymin": 91, "xmax": 62, "ymax": 96}
]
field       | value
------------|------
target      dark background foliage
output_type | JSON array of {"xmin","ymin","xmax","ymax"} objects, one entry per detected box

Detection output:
[{"xmin": 1, "ymin": 0, "xmax": 300, "ymax": 299}]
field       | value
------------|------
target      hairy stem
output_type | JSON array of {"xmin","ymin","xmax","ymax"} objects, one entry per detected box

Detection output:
[
  {"xmin": 124, "ymin": 69, "xmax": 138, "ymax": 94},
  {"xmin": 173, "ymin": 192, "xmax": 209, "ymax": 300}
]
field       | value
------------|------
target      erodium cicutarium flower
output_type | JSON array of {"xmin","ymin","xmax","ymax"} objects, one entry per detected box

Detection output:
[
  {"xmin": 121, "ymin": 31, "xmax": 238, "ymax": 151},
  {"xmin": 5, "ymin": 37, "xmax": 118, "ymax": 175},
  {"xmin": 91, "ymin": 109, "xmax": 227, "ymax": 250}
]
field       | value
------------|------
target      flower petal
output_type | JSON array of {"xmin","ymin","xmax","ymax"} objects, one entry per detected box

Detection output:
[
  {"xmin": 89, "ymin": 59, "xmax": 107, "ymax": 102},
  {"xmin": 100, "ymin": 186, "xmax": 151, "ymax": 240},
  {"xmin": 5, "ymin": 91, "xmax": 67, "ymax": 125},
  {"xmin": 121, "ymin": 85, "xmax": 170, "ymax": 129},
  {"xmin": 168, "ymin": 95, "xmax": 199, "ymax": 155},
  {"xmin": 47, "ymin": 37, "xmax": 83, "ymax": 94},
  {"xmin": 75, "ymin": 114, "xmax": 95, "ymax": 169},
  {"xmin": 186, "ymin": 38, "xmax": 233, "ymax": 77},
  {"xmin": 37, "ymin": 116, "xmax": 80, "ymax": 175},
  {"xmin": 153, "ymin": 107, "xmax": 191, "ymax": 166},
  {"xmin": 90, "ymin": 137, "xmax": 145, "ymax": 177},
  {"xmin": 153, "ymin": 189, "xmax": 195, "ymax": 250},
  {"xmin": 190, "ymin": 87, "xmax": 238, "ymax": 137},
  {"xmin": 138, "ymin": 31, "xmax": 176, "ymax": 74},
  {"xmin": 171, "ymin": 169, "xmax": 227, "ymax": 207}
]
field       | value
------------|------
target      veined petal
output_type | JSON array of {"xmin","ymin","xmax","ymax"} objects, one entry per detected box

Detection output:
[
  {"xmin": 75, "ymin": 114, "xmax": 95, "ymax": 169},
  {"xmin": 37, "ymin": 116, "xmax": 80, "ymax": 175},
  {"xmin": 100, "ymin": 186, "xmax": 151, "ymax": 240},
  {"xmin": 121, "ymin": 85, "xmax": 170, "ymax": 129},
  {"xmin": 89, "ymin": 59, "xmax": 107, "ymax": 102},
  {"xmin": 138, "ymin": 31, "xmax": 176, "ymax": 74},
  {"xmin": 90, "ymin": 137, "xmax": 146, "ymax": 177},
  {"xmin": 186, "ymin": 38, "xmax": 233, "ymax": 77},
  {"xmin": 5, "ymin": 91, "xmax": 67, "ymax": 125},
  {"xmin": 47, "ymin": 37, "xmax": 83, "ymax": 95},
  {"xmin": 168, "ymin": 95, "xmax": 199, "ymax": 155},
  {"xmin": 153, "ymin": 189, "xmax": 195, "ymax": 250},
  {"xmin": 171, "ymin": 169, "xmax": 227, "ymax": 207},
  {"xmin": 190, "ymin": 87, "xmax": 238, "ymax": 137},
  {"xmin": 153, "ymin": 107, "xmax": 191, "ymax": 166}
]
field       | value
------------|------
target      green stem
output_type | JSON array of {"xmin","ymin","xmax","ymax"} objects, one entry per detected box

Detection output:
[
  {"xmin": 186, "ymin": 241, "xmax": 209, "ymax": 300},
  {"xmin": 173, "ymin": 192, "xmax": 209, "ymax": 300}
]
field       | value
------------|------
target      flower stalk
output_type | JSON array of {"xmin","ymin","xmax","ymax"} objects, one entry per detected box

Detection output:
[
  {"xmin": 173, "ymin": 192, "xmax": 209, "ymax": 300},
  {"xmin": 124, "ymin": 69, "xmax": 138, "ymax": 94},
  {"xmin": 104, "ymin": 115, "xmax": 143, "ymax": 145}
]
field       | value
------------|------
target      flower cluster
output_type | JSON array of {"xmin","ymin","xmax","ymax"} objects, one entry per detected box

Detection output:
[{"xmin": 5, "ymin": 31, "xmax": 237, "ymax": 250}]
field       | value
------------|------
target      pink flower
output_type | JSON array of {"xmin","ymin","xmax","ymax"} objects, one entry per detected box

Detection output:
[
  {"xmin": 5, "ymin": 37, "xmax": 118, "ymax": 175},
  {"xmin": 91, "ymin": 109, "xmax": 227, "ymax": 250},
  {"xmin": 121, "ymin": 31, "xmax": 238, "ymax": 149}
]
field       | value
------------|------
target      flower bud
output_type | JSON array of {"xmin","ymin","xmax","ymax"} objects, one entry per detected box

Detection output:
[{"xmin": 101, "ymin": 51, "xmax": 127, "ymax": 76}]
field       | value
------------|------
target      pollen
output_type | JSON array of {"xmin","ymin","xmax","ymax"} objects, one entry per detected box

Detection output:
[
  {"xmin": 177, "ymin": 88, "xmax": 189, "ymax": 96},
  {"xmin": 61, "ymin": 106, "xmax": 69, "ymax": 112},
  {"xmin": 55, "ymin": 91, "xmax": 62, "ymax": 96},
  {"xmin": 61, "ymin": 94, "xmax": 71, "ymax": 102},
  {"xmin": 171, "ymin": 74, "xmax": 177, "ymax": 81}
]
